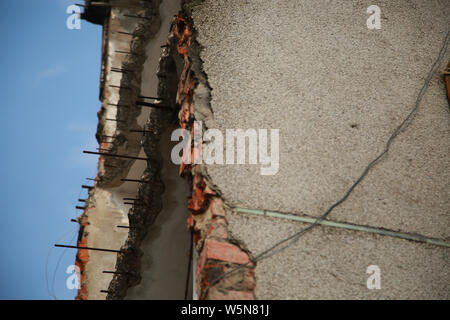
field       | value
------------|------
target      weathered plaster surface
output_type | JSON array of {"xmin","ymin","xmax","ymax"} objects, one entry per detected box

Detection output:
[
  {"xmin": 185, "ymin": 0, "xmax": 450, "ymax": 298},
  {"xmin": 82, "ymin": 188, "xmax": 130, "ymax": 299},
  {"xmin": 230, "ymin": 213, "xmax": 449, "ymax": 299}
]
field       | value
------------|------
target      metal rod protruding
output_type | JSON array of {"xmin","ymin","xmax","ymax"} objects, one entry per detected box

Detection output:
[
  {"xmin": 83, "ymin": 150, "xmax": 148, "ymax": 161},
  {"xmin": 121, "ymin": 178, "xmax": 149, "ymax": 183},
  {"xmin": 54, "ymin": 244, "xmax": 122, "ymax": 253}
]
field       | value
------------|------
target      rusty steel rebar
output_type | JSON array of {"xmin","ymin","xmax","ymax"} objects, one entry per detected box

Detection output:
[
  {"xmin": 109, "ymin": 85, "xmax": 131, "ymax": 90},
  {"xmin": 121, "ymin": 178, "xmax": 149, "ymax": 183},
  {"xmin": 83, "ymin": 150, "xmax": 148, "ymax": 161},
  {"xmin": 54, "ymin": 244, "xmax": 122, "ymax": 253},
  {"xmin": 135, "ymin": 101, "xmax": 166, "ymax": 109},
  {"xmin": 105, "ymin": 118, "xmax": 126, "ymax": 122},
  {"xmin": 138, "ymin": 95, "xmax": 161, "ymax": 100},
  {"xmin": 108, "ymin": 103, "xmax": 131, "ymax": 108},
  {"xmin": 102, "ymin": 271, "xmax": 129, "ymax": 275}
]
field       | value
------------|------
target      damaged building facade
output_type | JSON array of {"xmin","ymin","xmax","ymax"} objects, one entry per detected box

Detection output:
[{"xmin": 71, "ymin": 0, "xmax": 449, "ymax": 300}]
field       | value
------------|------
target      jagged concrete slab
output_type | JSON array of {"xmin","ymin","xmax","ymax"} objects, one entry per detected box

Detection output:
[{"xmin": 79, "ymin": 1, "xmax": 164, "ymax": 300}]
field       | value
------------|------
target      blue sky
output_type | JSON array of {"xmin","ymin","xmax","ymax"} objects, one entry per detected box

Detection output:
[{"xmin": 0, "ymin": 1, "xmax": 102, "ymax": 299}]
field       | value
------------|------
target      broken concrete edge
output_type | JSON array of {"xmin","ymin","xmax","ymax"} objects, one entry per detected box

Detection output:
[
  {"xmin": 103, "ymin": 129, "xmax": 166, "ymax": 299},
  {"xmin": 104, "ymin": 93, "xmax": 167, "ymax": 300},
  {"xmin": 95, "ymin": 1, "xmax": 161, "ymax": 187},
  {"xmin": 74, "ymin": 0, "xmax": 162, "ymax": 300},
  {"xmin": 174, "ymin": 10, "xmax": 256, "ymax": 300}
]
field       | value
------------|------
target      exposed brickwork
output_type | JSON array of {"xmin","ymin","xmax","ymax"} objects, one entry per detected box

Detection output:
[
  {"xmin": 75, "ymin": 210, "xmax": 90, "ymax": 300},
  {"xmin": 204, "ymin": 240, "xmax": 250, "ymax": 265},
  {"xmin": 173, "ymin": 13, "xmax": 256, "ymax": 300}
]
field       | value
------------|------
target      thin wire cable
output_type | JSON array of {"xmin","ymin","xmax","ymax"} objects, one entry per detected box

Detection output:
[
  {"xmin": 201, "ymin": 30, "xmax": 450, "ymax": 299},
  {"xmin": 45, "ymin": 226, "xmax": 78, "ymax": 299},
  {"xmin": 45, "ymin": 183, "xmax": 88, "ymax": 299},
  {"xmin": 51, "ymin": 232, "xmax": 78, "ymax": 300}
]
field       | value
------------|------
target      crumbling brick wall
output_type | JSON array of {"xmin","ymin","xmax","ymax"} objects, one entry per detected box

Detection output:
[{"xmin": 75, "ymin": 212, "xmax": 90, "ymax": 300}]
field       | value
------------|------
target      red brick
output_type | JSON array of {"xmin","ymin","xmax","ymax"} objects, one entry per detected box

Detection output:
[
  {"xmin": 219, "ymin": 266, "xmax": 255, "ymax": 291},
  {"xmin": 209, "ymin": 198, "xmax": 226, "ymax": 217},
  {"xmin": 204, "ymin": 185, "xmax": 216, "ymax": 195},
  {"xmin": 207, "ymin": 221, "xmax": 228, "ymax": 239},
  {"xmin": 204, "ymin": 239, "xmax": 249, "ymax": 264},
  {"xmin": 76, "ymin": 294, "xmax": 88, "ymax": 300},
  {"xmin": 243, "ymin": 270, "xmax": 255, "ymax": 291},
  {"xmin": 196, "ymin": 245, "xmax": 207, "ymax": 277},
  {"xmin": 77, "ymin": 238, "xmax": 89, "ymax": 263},
  {"xmin": 193, "ymin": 174, "xmax": 202, "ymax": 186},
  {"xmin": 186, "ymin": 213, "xmax": 195, "ymax": 229},
  {"xmin": 188, "ymin": 186, "xmax": 208, "ymax": 212}
]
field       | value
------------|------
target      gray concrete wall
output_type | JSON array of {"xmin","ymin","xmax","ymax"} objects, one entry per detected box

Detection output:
[
  {"xmin": 84, "ymin": 6, "xmax": 158, "ymax": 299},
  {"xmin": 83, "ymin": 0, "xmax": 185, "ymax": 299},
  {"xmin": 126, "ymin": 127, "xmax": 192, "ymax": 300},
  {"xmin": 186, "ymin": 0, "xmax": 450, "ymax": 299}
]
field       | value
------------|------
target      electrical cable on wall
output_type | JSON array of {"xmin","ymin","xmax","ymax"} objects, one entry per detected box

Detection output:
[{"xmin": 201, "ymin": 29, "xmax": 450, "ymax": 300}]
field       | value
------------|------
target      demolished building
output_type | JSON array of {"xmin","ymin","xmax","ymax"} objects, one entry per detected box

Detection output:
[{"xmin": 69, "ymin": 0, "xmax": 449, "ymax": 300}]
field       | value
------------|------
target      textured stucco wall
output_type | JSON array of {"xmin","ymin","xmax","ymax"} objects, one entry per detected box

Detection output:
[{"xmin": 186, "ymin": 0, "xmax": 450, "ymax": 299}]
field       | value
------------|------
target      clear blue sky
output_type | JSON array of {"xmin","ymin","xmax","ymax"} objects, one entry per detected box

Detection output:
[{"xmin": 0, "ymin": 1, "xmax": 102, "ymax": 299}]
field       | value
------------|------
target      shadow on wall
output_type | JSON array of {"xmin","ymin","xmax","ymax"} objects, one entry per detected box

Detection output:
[{"xmin": 125, "ymin": 125, "xmax": 193, "ymax": 300}]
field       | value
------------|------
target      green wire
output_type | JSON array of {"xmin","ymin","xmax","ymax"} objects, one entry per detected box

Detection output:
[{"xmin": 236, "ymin": 208, "xmax": 450, "ymax": 248}]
